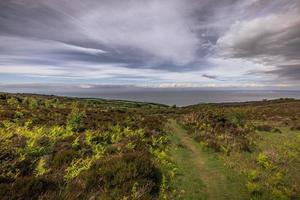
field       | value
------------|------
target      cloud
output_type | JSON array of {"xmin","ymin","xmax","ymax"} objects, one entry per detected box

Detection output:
[
  {"xmin": 0, "ymin": 0, "xmax": 202, "ymax": 66},
  {"xmin": 202, "ymin": 74, "xmax": 217, "ymax": 79},
  {"xmin": 217, "ymin": 2, "xmax": 300, "ymax": 83},
  {"xmin": 217, "ymin": 11, "xmax": 300, "ymax": 63},
  {"xmin": 265, "ymin": 64, "xmax": 300, "ymax": 80},
  {"xmin": 0, "ymin": 0, "xmax": 300, "ymax": 89}
]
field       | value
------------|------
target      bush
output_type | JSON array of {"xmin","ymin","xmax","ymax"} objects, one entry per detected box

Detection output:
[
  {"xmin": 272, "ymin": 128, "xmax": 282, "ymax": 133},
  {"xmin": 246, "ymin": 181, "xmax": 261, "ymax": 194},
  {"xmin": 182, "ymin": 111, "xmax": 255, "ymax": 153},
  {"xmin": 256, "ymin": 124, "xmax": 272, "ymax": 132},
  {"xmin": 227, "ymin": 111, "xmax": 247, "ymax": 127},
  {"xmin": 256, "ymin": 153, "xmax": 273, "ymax": 169},
  {"xmin": 66, "ymin": 103, "xmax": 85, "ymax": 132},
  {"xmin": 14, "ymin": 111, "xmax": 24, "ymax": 119},
  {"xmin": 51, "ymin": 149, "xmax": 78, "ymax": 168},
  {"xmin": 66, "ymin": 152, "xmax": 161, "ymax": 199},
  {"xmin": 3, "ymin": 176, "xmax": 57, "ymax": 200},
  {"xmin": 290, "ymin": 123, "xmax": 300, "ymax": 131},
  {"xmin": 22, "ymin": 97, "xmax": 39, "ymax": 109},
  {"xmin": 7, "ymin": 97, "xmax": 19, "ymax": 106}
]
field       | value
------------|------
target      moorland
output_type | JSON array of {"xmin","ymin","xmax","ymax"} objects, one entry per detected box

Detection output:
[{"xmin": 0, "ymin": 92, "xmax": 299, "ymax": 200}]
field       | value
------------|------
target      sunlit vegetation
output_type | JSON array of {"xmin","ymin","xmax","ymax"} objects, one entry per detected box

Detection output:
[
  {"xmin": 0, "ymin": 93, "xmax": 172, "ymax": 199},
  {"xmin": 181, "ymin": 108, "xmax": 256, "ymax": 154},
  {"xmin": 0, "ymin": 93, "xmax": 299, "ymax": 199},
  {"xmin": 180, "ymin": 99, "xmax": 300, "ymax": 200}
]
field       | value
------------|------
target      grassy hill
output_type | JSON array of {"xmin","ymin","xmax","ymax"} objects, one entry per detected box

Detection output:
[{"xmin": 0, "ymin": 93, "xmax": 299, "ymax": 199}]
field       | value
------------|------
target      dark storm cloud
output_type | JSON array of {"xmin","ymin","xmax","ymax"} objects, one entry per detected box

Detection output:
[
  {"xmin": 265, "ymin": 65, "xmax": 300, "ymax": 80},
  {"xmin": 217, "ymin": 0, "xmax": 300, "ymax": 82}
]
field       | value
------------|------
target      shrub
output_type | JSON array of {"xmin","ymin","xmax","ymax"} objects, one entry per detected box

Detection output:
[
  {"xmin": 29, "ymin": 98, "xmax": 39, "ymax": 109},
  {"xmin": 7, "ymin": 97, "xmax": 19, "ymax": 106},
  {"xmin": 66, "ymin": 152, "xmax": 161, "ymax": 199},
  {"xmin": 256, "ymin": 153, "xmax": 273, "ymax": 169},
  {"xmin": 246, "ymin": 181, "xmax": 261, "ymax": 194},
  {"xmin": 247, "ymin": 170, "xmax": 259, "ymax": 181},
  {"xmin": 182, "ymin": 111, "xmax": 255, "ymax": 153},
  {"xmin": 3, "ymin": 176, "xmax": 57, "ymax": 200},
  {"xmin": 290, "ymin": 123, "xmax": 300, "ymax": 131},
  {"xmin": 14, "ymin": 111, "xmax": 24, "ymax": 119},
  {"xmin": 44, "ymin": 99, "xmax": 58, "ymax": 108},
  {"xmin": 52, "ymin": 149, "xmax": 78, "ymax": 167},
  {"xmin": 227, "ymin": 111, "xmax": 247, "ymax": 127},
  {"xmin": 256, "ymin": 124, "xmax": 272, "ymax": 132},
  {"xmin": 66, "ymin": 103, "xmax": 85, "ymax": 132},
  {"xmin": 272, "ymin": 128, "xmax": 282, "ymax": 133},
  {"xmin": 22, "ymin": 97, "xmax": 39, "ymax": 109},
  {"xmin": 64, "ymin": 157, "xmax": 93, "ymax": 181}
]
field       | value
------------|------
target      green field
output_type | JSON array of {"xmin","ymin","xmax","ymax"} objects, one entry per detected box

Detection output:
[{"xmin": 0, "ymin": 93, "xmax": 299, "ymax": 199}]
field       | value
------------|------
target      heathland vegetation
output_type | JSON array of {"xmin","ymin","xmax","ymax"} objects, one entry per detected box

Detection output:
[{"xmin": 0, "ymin": 93, "xmax": 299, "ymax": 199}]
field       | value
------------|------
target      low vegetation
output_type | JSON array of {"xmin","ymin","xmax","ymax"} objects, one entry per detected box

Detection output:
[
  {"xmin": 0, "ymin": 93, "xmax": 299, "ymax": 199},
  {"xmin": 180, "ymin": 99, "xmax": 300, "ymax": 200}
]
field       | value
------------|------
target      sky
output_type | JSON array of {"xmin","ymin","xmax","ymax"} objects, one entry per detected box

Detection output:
[{"xmin": 0, "ymin": 0, "xmax": 300, "ymax": 91}]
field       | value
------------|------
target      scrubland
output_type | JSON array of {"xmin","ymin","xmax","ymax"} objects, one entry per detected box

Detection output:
[{"xmin": 0, "ymin": 93, "xmax": 299, "ymax": 199}]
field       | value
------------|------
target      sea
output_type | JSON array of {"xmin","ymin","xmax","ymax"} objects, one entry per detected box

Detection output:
[
  {"xmin": 58, "ymin": 89, "xmax": 300, "ymax": 106},
  {"xmin": 2, "ymin": 87, "xmax": 300, "ymax": 107}
]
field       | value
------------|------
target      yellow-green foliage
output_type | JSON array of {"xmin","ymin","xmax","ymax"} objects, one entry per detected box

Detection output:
[
  {"xmin": 67, "ymin": 103, "xmax": 85, "ymax": 132},
  {"xmin": 7, "ymin": 97, "xmax": 19, "ymax": 106},
  {"xmin": 181, "ymin": 109, "xmax": 256, "ymax": 153},
  {"xmin": 64, "ymin": 157, "xmax": 93, "ymax": 181},
  {"xmin": 44, "ymin": 98, "xmax": 59, "ymax": 108},
  {"xmin": 246, "ymin": 133, "xmax": 300, "ymax": 199},
  {"xmin": 14, "ymin": 111, "xmax": 24, "ymax": 120},
  {"xmin": 72, "ymin": 136, "xmax": 80, "ymax": 149},
  {"xmin": 49, "ymin": 125, "xmax": 73, "ymax": 138},
  {"xmin": 28, "ymin": 98, "xmax": 38, "ymax": 109},
  {"xmin": 35, "ymin": 158, "xmax": 49, "ymax": 177},
  {"xmin": 247, "ymin": 170, "xmax": 259, "ymax": 181},
  {"xmin": 246, "ymin": 181, "xmax": 261, "ymax": 194},
  {"xmin": 256, "ymin": 153, "xmax": 274, "ymax": 169},
  {"xmin": 0, "ymin": 94, "xmax": 171, "ymax": 199}
]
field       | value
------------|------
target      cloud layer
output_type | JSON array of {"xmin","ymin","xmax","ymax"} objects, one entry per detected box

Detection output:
[{"xmin": 0, "ymin": 0, "xmax": 299, "ymax": 89}]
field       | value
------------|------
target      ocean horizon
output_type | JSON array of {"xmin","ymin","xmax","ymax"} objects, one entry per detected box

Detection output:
[{"xmin": 45, "ymin": 89, "xmax": 300, "ymax": 106}]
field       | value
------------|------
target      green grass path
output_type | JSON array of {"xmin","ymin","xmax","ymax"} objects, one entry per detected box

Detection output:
[{"xmin": 167, "ymin": 120, "xmax": 249, "ymax": 200}]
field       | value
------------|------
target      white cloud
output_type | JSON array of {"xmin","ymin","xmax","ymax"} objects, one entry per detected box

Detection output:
[
  {"xmin": 0, "ymin": 35, "xmax": 106, "ymax": 56},
  {"xmin": 0, "ymin": 65, "xmax": 64, "ymax": 76},
  {"xmin": 72, "ymin": 0, "xmax": 200, "ymax": 64}
]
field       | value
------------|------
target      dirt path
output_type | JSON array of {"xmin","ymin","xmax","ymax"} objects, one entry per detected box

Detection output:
[
  {"xmin": 167, "ymin": 120, "xmax": 248, "ymax": 200},
  {"xmin": 179, "ymin": 132, "xmax": 222, "ymax": 200}
]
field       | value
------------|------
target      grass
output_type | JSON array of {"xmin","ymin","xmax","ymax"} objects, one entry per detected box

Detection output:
[
  {"xmin": 222, "ymin": 127, "xmax": 300, "ymax": 200},
  {"xmin": 167, "ymin": 120, "xmax": 249, "ymax": 200},
  {"xmin": 168, "ymin": 130, "xmax": 206, "ymax": 199}
]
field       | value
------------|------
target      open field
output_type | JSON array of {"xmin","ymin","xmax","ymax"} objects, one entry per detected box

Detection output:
[{"xmin": 0, "ymin": 93, "xmax": 299, "ymax": 199}]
